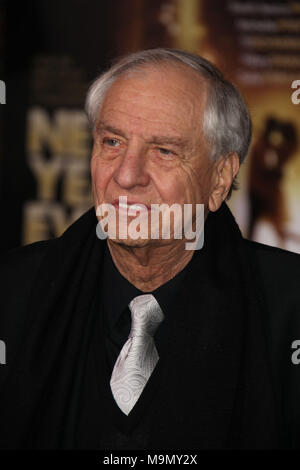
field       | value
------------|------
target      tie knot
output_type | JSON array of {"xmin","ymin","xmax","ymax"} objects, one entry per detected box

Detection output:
[{"xmin": 129, "ymin": 294, "xmax": 164, "ymax": 338}]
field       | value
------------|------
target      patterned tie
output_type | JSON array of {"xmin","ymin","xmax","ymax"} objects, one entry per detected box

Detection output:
[{"xmin": 110, "ymin": 294, "xmax": 164, "ymax": 415}]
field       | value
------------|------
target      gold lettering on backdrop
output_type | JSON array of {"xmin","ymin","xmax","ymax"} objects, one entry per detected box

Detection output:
[
  {"xmin": 27, "ymin": 108, "xmax": 63, "ymax": 200},
  {"xmin": 24, "ymin": 107, "xmax": 92, "ymax": 245},
  {"xmin": 23, "ymin": 201, "xmax": 89, "ymax": 244},
  {"xmin": 62, "ymin": 161, "xmax": 91, "ymax": 207},
  {"xmin": 175, "ymin": 0, "xmax": 206, "ymax": 51}
]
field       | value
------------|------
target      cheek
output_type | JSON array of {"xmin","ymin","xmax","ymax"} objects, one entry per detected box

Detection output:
[
  {"xmin": 183, "ymin": 160, "xmax": 212, "ymax": 204},
  {"xmin": 152, "ymin": 167, "xmax": 190, "ymax": 204},
  {"xmin": 90, "ymin": 157, "xmax": 116, "ymax": 200}
]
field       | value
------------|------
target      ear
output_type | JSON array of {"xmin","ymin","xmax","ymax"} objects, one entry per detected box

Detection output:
[{"xmin": 208, "ymin": 152, "xmax": 240, "ymax": 212}]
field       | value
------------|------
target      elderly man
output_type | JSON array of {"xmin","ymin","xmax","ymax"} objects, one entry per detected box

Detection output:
[{"xmin": 0, "ymin": 48, "xmax": 300, "ymax": 450}]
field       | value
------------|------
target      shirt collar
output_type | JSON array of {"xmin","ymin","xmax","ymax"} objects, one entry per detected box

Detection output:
[{"xmin": 101, "ymin": 242, "xmax": 195, "ymax": 331}]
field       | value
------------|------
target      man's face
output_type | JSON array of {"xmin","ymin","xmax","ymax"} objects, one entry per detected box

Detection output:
[{"xmin": 91, "ymin": 64, "xmax": 215, "ymax": 248}]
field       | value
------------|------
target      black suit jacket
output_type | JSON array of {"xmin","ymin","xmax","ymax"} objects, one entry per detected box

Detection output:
[{"xmin": 0, "ymin": 207, "xmax": 300, "ymax": 449}]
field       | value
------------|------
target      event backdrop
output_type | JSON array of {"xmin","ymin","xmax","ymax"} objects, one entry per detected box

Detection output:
[{"xmin": 1, "ymin": 0, "xmax": 300, "ymax": 252}]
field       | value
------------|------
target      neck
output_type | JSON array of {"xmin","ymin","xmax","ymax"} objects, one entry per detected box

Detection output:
[{"xmin": 107, "ymin": 239, "xmax": 194, "ymax": 292}]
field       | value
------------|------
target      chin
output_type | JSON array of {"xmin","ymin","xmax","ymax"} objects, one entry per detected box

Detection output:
[{"xmin": 109, "ymin": 236, "xmax": 155, "ymax": 249}]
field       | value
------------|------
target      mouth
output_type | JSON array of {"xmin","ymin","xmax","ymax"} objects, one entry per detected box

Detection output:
[{"xmin": 112, "ymin": 198, "xmax": 151, "ymax": 213}]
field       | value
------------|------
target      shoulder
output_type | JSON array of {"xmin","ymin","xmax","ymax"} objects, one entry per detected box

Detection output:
[
  {"xmin": 243, "ymin": 238, "xmax": 300, "ymax": 279},
  {"xmin": 243, "ymin": 238, "xmax": 300, "ymax": 301},
  {"xmin": 0, "ymin": 240, "xmax": 55, "ymax": 325},
  {"xmin": 0, "ymin": 239, "xmax": 54, "ymax": 284},
  {"xmin": 242, "ymin": 239, "xmax": 300, "ymax": 343},
  {"xmin": 0, "ymin": 207, "xmax": 97, "ymax": 281},
  {"xmin": 244, "ymin": 237, "xmax": 300, "ymax": 273}
]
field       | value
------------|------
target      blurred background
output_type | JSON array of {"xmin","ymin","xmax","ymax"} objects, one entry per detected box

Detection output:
[{"xmin": 0, "ymin": 0, "xmax": 300, "ymax": 253}]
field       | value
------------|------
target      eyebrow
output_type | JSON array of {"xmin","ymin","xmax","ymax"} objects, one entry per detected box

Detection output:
[
  {"xmin": 96, "ymin": 121, "xmax": 187, "ymax": 149},
  {"xmin": 147, "ymin": 136, "xmax": 186, "ymax": 149},
  {"xmin": 96, "ymin": 121, "xmax": 127, "ymax": 139}
]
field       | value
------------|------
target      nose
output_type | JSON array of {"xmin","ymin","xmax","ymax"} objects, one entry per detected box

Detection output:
[{"xmin": 113, "ymin": 141, "xmax": 150, "ymax": 189}]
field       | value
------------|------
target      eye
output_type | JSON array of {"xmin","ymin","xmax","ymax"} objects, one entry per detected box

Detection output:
[
  {"xmin": 157, "ymin": 147, "xmax": 175, "ymax": 157},
  {"xmin": 103, "ymin": 138, "xmax": 120, "ymax": 148}
]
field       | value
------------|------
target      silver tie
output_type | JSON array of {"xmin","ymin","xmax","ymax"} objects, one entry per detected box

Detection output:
[{"xmin": 110, "ymin": 294, "xmax": 164, "ymax": 415}]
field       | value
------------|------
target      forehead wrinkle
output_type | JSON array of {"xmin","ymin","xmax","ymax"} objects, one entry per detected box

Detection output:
[
  {"xmin": 97, "ymin": 110, "xmax": 188, "ymax": 142},
  {"xmin": 97, "ymin": 68, "xmax": 207, "ymax": 152},
  {"xmin": 101, "ymin": 72, "xmax": 202, "ymax": 123},
  {"xmin": 100, "ymin": 107, "xmax": 183, "ymax": 126}
]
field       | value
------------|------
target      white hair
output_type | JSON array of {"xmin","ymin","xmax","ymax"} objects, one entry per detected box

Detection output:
[{"xmin": 85, "ymin": 48, "xmax": 252, "ymax": 193}]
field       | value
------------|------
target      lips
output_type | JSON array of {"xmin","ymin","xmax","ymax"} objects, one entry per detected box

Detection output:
[{"xmin": 112, "ymin": 199, "xmax": 151, "ymax": 212}]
